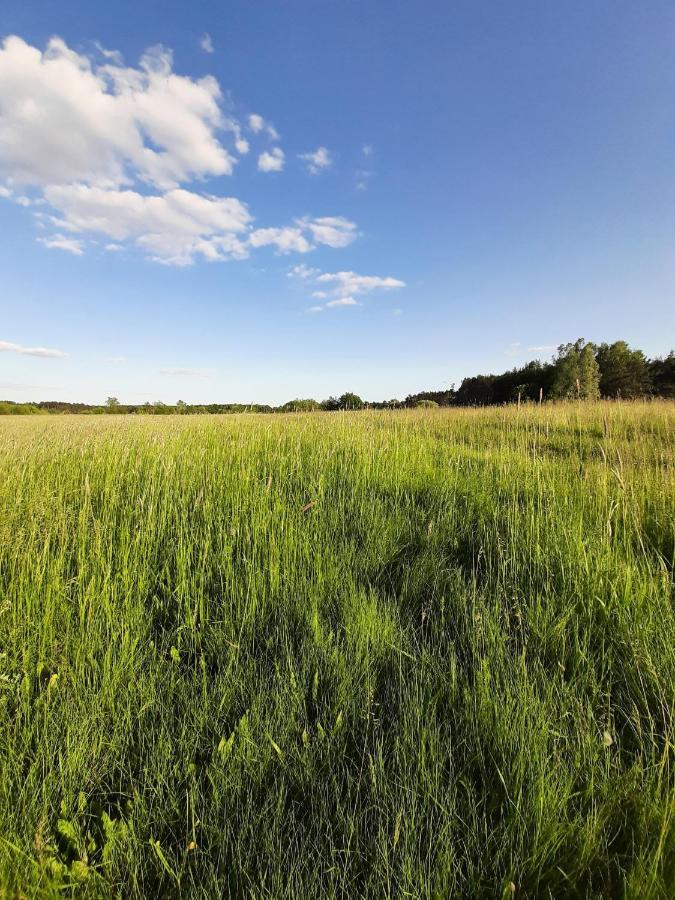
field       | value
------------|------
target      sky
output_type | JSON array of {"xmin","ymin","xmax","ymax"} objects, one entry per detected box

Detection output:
[{"xmin": 0, "ymin": 0, "xmax": 673, "ymax": 405}]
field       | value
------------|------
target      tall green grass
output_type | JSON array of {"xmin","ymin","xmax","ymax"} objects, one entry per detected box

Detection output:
[{"xmin": 0, "ymin": 402, "xmax": 673, "ymax": 897}]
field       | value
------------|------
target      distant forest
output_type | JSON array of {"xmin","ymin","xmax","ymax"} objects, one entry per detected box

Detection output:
[{"xmin": 2, "ymin": 339, "xmax": 674, "ymax": 415}]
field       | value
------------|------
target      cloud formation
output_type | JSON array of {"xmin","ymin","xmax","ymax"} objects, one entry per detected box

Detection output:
[
  {"xmin": 257, "ymin": 148, "xmax": 285, "ymax": 173},
  {"xmin": 249, "ymin": 218, "xmax": 357, "ymax": 256},
  {"xmin": 0, "ymin": 36, "xmax": 234, "ymax": 190},
  {"xmin": 299, "ymin": 147, "xmax": 332, "ymax": 175},
  {"xmin": 325, "ymin": 297, "xmax": 359, "ymax": 308},
  {"xmin": 38, "ymin": 233, "xmax": 85, "ymax": 255},
  {"xmin": 287, "ymin": 264, "xmax": 319, "ymax": 279},
  {"xmin": 200, "ymin": 33, "xmax": 214, "ymax": 54},
  {"xmin": 291, "ymin": 266, "xmax": 405, "ymax": 311},
  {"xmin": 0, "ymin": 36, "xmax": 358, "ymax": 267},
  {"xmin": 316, "ymin": 271, "xmax": 405, "ymax": 295},
  {"xmin": 303, "ymin": 217, "xmax": 357, "ymax": 248},
  {"xmin": 248, "ymin": 113, "xmax": 279, "ymax": 140},
  {"xmin": 0, "ymin": 340, "xmax": 68, "ymax": 358}
]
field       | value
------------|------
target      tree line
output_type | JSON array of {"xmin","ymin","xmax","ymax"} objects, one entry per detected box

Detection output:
[{"xmin": 1, "ymin": 340, "xmax": 673, "ymax": 415}]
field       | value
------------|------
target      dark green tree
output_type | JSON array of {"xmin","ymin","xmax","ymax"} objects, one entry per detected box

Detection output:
[
  {"xmin": 551, "ymin": 339, "xmax": 600, "ymax": 400},
  {"xmin": 596, "ymin": 341, "xmax": 649, "ymax": 398},
  {"xmin": 281, "ymin": 399, "xmax": 320, "ymax": 412},
  {"xmin": 647, "ymin": 351, "xmax": 675, "ymax": 398},
  {"xmin": 337, "ymin": 392, "xmax": 364, "ymax": 410}
]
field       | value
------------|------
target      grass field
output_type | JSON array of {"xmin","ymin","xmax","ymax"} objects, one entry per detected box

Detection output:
[{"xmin": 0, "ymin": 403, "xmax": 673, "ymax": 898}]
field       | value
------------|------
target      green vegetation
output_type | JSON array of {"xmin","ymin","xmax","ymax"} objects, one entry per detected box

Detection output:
[
  {"xmin": 2, "ymin": 339, "xmax": 673, "ymax": 417},
  {"xmin": 0, "ymin": 403, "xmax": 673, "ymax": 897}
]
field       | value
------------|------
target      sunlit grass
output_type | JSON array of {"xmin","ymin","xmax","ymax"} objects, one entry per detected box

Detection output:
[{"xmin": 0, "ymin": 402, "xmax": 673, "ymax": 897}]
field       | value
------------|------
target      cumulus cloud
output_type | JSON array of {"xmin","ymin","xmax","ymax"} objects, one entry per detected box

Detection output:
[
  {"xmin": 248, "ymin": 113, "xmax": 264, "ymax": 133},
  {"xmin": 325, "ymin": 297, "xmax": 359, "ymax": 308},
  {"xmin": 249, "ymin": 227, "xmax": 311, "ymax": 254},
  {"xmin": 299, "ymin": 146, "xmax": 332, "ymax": 175},
  {"xmin": 249, "ymin": 216, "xmax": 357, "ymax": 256},
  {"xmin": 0, "ymin": 36, "xmax": 235, "ymax": 190},
  {"xmin": 200, "ymin": 33, "xmax": 214, "ymax": 54},
  {"xmin": 38, "ymin": 233, "xmax": 85, "ymax": 255},
  {"xmin": 288, "ymin": 264, "xmax": 319, "ymax": 279},
  {"xmin": 46, "ymin": 184, "xmax": 251, "ymax": 239},
  {"xmin": 248, "ymin": 113, "xmax": 279, "ymax": 140},
  {"xmin": 0, "ymin": 339, "xmax": 68, "ymax": 358},
  {"xmin": 257, "ymin": 148, "xmax": 285, "ymax": 173},
  {"xmin": 0, "ymin": 35, "xmax": 360, "ymax": 267},
  {"xmin": 316, "ymin": 270, "xmax": 405, "ymax": 295},
  {"xmin": 303, "ymin": 217, "xmax": 357, "ymax": 248},
  {"xmin": 41, "ymin": 185, "xmax": 251, "ymax": 265},
  {"xmin": 299, "ymin": 268, "xmax": 404, "ymax": 312}
]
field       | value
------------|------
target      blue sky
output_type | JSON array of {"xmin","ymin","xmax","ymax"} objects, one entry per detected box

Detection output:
[{"xmin": 1, "ymin": 0, "xmax": 673, "ymax": 404}]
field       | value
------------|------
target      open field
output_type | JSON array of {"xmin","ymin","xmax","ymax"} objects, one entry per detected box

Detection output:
[{"xmin": 0, "ymin": 403, "xmax": 673, "ymax": 897}]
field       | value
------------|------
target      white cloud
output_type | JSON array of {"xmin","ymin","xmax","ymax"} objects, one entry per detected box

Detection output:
[
  {"xmin": 288, "ymin": 264, "xmax": 319, "ymax": 279},
  {"xmin": 200, "ymin": 33, "xmax": 214, "ymax": 54},
  {"xmin": 299, "ymin": 146, "xmax": 332, "ymax": 175},
  {"xmin": 363, "ymin": 144, "xmax": 373, "ymax": 157},
  {"xmin": 44, "ymin": 184, "xmax": 251, "ymax": 265},
  {"xmin": 308, "ymin": 296, "xmax": 360, "ymax": 313},
  {"xmin": 250, "ymin": 216, "xmax": 358, "ymax": 256},
  {"xmin": 298, "ymin": 268, "xmax": 403, "ymax": 312},
  {"xmin": 249, "ymin": 227, "xmax": 311, "ymax": 254},
  {"xmin": 248, "ymin": 113, "xmax": 279, "ymax": 140},
  {"xmin": 257, "ymin": 148, "xmax": 285, "ymax": 172},
  {"xmin": 248, "ymin": 113, "xmax": 264, "ymax": 133},
  {"xmin": 44, "ymin": 184, "xmax": 252, "ymax": 239},
  {"xmin": 528, "ymin": 345, "xmax": 556, "ymax": 353},
  {"xmin": 0, "ymin": 36, "xmax": 360, "ymax": 267},
  {"xmin": 316, "ymin": 270, "xmax": 405, "ymax": 295},
  {"xmin": 325, "ymin": 297, "xmax": 359, "ymax": 308},
  {"xmin": 38, "ymin": 233, "xmax": 85, "ymax": 255},
  {"xmin": 0, "ymin": 36, "xmax": 235, "ymax": 191},
  {"xmin": 0, "ymin": 339, "xmax": 68, "ymax": 358},
  {"xmin": 93, "ymin": 42, "xmax": 124, "ymax": 66},
  {"xmin": 304, "ymin": 217, "xmax": 357, "ymax": 248}
]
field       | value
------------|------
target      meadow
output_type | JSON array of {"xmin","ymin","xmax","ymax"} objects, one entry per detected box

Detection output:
[{"xmin": 0, "ymin": 403, "xmax": 673, "ymax": 898}]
